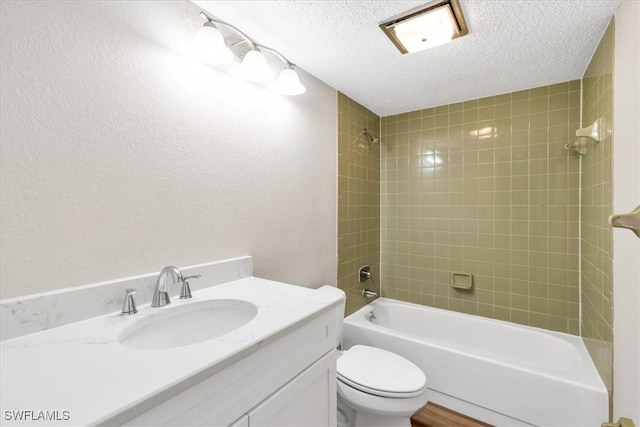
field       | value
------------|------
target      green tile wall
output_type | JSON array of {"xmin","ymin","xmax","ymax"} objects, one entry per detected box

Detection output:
[
  {"xmin": 380, "ymin": 82, "xmax": 582, "ymax": 333},
  {"xmin": 337, "ymin": 93, "xmax": 381, "ymax": 315},
  {"xmin": 581, "ymin": 19, "xmax": 614, "ymax": 391}
]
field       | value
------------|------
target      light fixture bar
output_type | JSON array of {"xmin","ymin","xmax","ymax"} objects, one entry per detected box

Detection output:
[
  {"xmin": 198, "ymin": 12, "xmax": 297, "ymax": 67},
  {"xmin": 195, "ymin": 10, "xmax": 306, "ymax": 95},
  {"xmin": 257, "ymin": 45, "xmax": 295, "ymax": 68},
  {"xmin": 199, "ymin": 12, "xmax": 255, "ymax": 48}
]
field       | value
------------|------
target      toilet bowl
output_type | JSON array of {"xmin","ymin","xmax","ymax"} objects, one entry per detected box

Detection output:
[{"xmin": 336, "ymin": 345, "xmax": 428, "ymax": 427}]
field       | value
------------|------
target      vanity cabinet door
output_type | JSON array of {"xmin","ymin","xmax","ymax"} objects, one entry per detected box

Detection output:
[
  {"xmin": 248, "ymin": 350, "xmax": 337, "ymax": 427},
  {"xmin": 228, "ymin": 414, "xmax": 249, "ymax": 427}
]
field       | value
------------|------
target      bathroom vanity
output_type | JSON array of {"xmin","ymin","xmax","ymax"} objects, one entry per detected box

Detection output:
[
  {"xmin": 0, "ymin": 260, "xmax": 344, "ymax": 426},
  {"xmin": 121, "ymin": 286, "xmax": 340, "ymax": 427}
]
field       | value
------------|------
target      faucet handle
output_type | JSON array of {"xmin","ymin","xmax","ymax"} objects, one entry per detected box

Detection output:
[
  {"xmin": 180, "ymin": 275, "xmax": 201, "ymax": 299},
  {"xmin": 359, "ymin": 265, "xmax": 373, "ymax": 282},
  {"xmin": 121, "ymin": 288, "xmax": 138, "ymax": 315}
]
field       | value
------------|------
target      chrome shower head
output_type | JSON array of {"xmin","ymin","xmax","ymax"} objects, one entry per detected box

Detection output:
[
  {"xmin": 351, "ymin": 128, "xmax": 380, "ymax": 145},
  {"xmin": 362, "ymin": 128, "xmax": 380, "ymax": 144}
]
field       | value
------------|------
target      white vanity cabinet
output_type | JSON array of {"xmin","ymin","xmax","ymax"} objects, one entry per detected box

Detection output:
[
  {"xmin": 244, "ymin": 350, "xmax": 336, "ymax": 427},
  {"xmin": 227, "ymin": 415, "xmax": 249, "ymax": 427},
  {"xmin": 120, "ymin": 307, "xmax": 339, "ymax": 427},
  {"xmin": 2, "ymin": 269, "xmax": 346, "ymax": 427}
]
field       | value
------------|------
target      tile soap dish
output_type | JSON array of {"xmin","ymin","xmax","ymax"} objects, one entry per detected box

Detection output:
[{"xmin": 451, "ymin": 272, "xmax": 473, "ymax": 290}]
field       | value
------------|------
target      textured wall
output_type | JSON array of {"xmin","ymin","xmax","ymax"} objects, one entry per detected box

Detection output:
[
  {"xmin": 612, "ymin": 1, "xmax": 640, "ymax": 419},
  {"xmin": 0, "ymin": 1, "xmax": 337, "ymax": 299},
  {"xmin": 581, "ymin": 19, "xmax": 615, "ymax": 393},
  {"xmin": 337, "ymin": 93, "xmax": 380, "ymax": 315},
  {"xmin": 381, "ymin": 82, "xmax": 581, "ymax": 333}
]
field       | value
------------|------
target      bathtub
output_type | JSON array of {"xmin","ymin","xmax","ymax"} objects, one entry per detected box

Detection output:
[{"xmin": 342, "ymin": 298, "xmax": 608, "ymax": 427}]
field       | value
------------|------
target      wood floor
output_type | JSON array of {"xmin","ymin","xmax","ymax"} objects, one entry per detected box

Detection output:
[{"xmin": 411, "ymin": 402, "xmax": 494, "ymax": 427}]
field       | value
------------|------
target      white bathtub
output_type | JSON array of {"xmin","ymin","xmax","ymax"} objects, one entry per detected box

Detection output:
[{"xmin": 342, "ymin": 298, "xmax": 608, "ymax": 427}]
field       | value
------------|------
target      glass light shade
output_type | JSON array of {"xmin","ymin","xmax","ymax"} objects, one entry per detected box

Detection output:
[
  {"xmin": 192, "ymin": 23, "xmax": 234, "ymax": 64},
  {"xmin": 240, "ymin": 49, "xmax": 274, "ymax": 82},
  {"xmin": 276, "ymin": 68, "xmax": 306, "ymax": 95},
  {"xmin": 392, "ymin": 5, "xmax": 457, "ymax": 53}
]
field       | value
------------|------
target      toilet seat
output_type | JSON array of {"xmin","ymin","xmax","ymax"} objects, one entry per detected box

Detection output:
[
  {"xmin": 337, "ymin": 380, "xmax": 428, "ymax": 418},
  {"xmin": 337, "ymin": 345, "xmax": 426, "ymax": 398}
]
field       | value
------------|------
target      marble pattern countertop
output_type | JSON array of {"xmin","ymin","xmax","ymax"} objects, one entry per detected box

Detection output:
[
  {"xmin": 0, "ymin": 277, "xmax": 344, "ymax": 426},
  {"xmin": 1, "ymin": 256, "xmax": 254, "ymax": 340}
]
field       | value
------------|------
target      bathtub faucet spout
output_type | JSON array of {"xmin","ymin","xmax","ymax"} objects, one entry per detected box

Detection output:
[{"xmin": 362, "ymin": 289, "xmax": 378, "ymax": 298}]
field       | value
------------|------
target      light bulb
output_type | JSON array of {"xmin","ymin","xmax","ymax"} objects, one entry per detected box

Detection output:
[
  {"xmin": 393, "ymin": 5, "xmax": 456, "ymax": 53},
  {"xmin": 240, "ymin": 48, "xmax": 274, "ymax": 82},
  {"xmin": 192, "ymin": 22, "xmax": 234, "ymax": 64},
  {"xmin": 276, "ymin": 67, "xmax": 306, "ymax": 96}
]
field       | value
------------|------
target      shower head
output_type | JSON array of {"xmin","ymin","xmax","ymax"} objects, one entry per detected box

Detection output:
[
  {"xmin": 351, "ymin": 128, "xmax": 380, "ymax": 146},
  {"xmin": 362, "ymin": 128, "xmax": 380, "ymax": 144},
  {"xmin": 363, "ymin": 129, "xmax": 379, "ymax": 143}
]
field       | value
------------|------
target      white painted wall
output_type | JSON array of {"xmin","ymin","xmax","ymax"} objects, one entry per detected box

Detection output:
[
  {"xmin": 613, "ymin": 0, "xmax": 640, "ymax": 421},
  {"xmin": 0, "ymin": 1, "xmax": 338, "ymax": 299}
]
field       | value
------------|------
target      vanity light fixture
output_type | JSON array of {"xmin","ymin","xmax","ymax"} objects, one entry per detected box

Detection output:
[
  {"xmin": 240, "ymin": 48, "xmax": 274, "ymax": 82},
  {"xmin": 194, "ymin": 12, "xmax": 306, "ymax": 95},
  {"xmin": 192, "ymin": 21, "xmax": 234, "ymax": 65},
  {"xmin": 380, "ymin": 0, "xmax": 468, "ymax": 54},
  {"xmin": 276, "ymin": 65, "xmax": 306, "ymax": 95}
]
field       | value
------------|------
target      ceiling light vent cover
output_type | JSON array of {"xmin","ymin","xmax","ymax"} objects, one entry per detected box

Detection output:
[{"xmin": 380, "ymin": 0, "xmax": 469, "ymax": 54}]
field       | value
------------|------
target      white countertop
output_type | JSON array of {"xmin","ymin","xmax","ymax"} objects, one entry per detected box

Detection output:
[{"xmin": 0, "ymin": 277, "xmax": 344, "ymax": 426}]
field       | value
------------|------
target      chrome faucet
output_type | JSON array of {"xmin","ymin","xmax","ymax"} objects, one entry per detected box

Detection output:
[
  {"xmin": 359, "ymin": 265, "xmax": 372, "ymax": 282},
  {"xmin": 362, "ymin": 288, "xmax": 378, "ymax": 298},
  {"xmin": 121, "ymin": 289, "xmax": 138, "ymax": 315},
  {"xmin": 152, "ymin": 266, "xmax": 184, "ymax": 307}
]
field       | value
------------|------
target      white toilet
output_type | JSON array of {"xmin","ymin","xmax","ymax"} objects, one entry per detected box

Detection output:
[{"xmin": 336, "ymin": 344, "xmax": 428, "ymax": 427}]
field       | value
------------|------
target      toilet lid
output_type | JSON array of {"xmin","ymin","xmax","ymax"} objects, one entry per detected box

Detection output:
[{"xmin": 337, "ymin": 345, "xmax": 426, "ymax": 398}]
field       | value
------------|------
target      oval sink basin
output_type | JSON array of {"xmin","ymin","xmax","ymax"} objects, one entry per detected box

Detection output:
[{"xmin": 118, "ymin": 299, "xmax": 258, "ymax": 350}]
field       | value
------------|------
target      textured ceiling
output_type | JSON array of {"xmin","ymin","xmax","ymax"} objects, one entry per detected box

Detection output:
[{"xmin": 194, "ymin": 0, "xmax": 620, "ymax": 116}]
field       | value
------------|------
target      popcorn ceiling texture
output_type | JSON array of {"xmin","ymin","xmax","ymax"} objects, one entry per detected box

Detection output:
[
  {"xmin": 196, "ymin": 0, "xmax": 620, "ymax": 116},
  {"xmin": 0, "ymin": 1, "xmax": 338, "ymax": 299}
]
